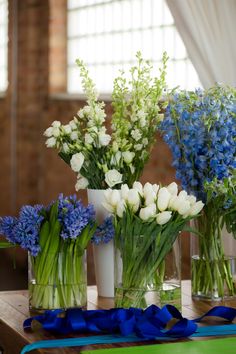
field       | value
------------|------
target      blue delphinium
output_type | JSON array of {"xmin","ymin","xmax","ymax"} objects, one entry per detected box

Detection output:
[
  {"xmin": 160, "ymin": 84, "xmax": 236, "ymax": 202},
  {"xmin": 92, "ymin": 216, "xmax": 115, "ymax": 244}
]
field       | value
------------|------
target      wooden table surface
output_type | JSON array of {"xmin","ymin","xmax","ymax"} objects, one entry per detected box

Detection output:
[{"xmin": 0, "ymin": 281, "xmax": 236, "ymax": 354}]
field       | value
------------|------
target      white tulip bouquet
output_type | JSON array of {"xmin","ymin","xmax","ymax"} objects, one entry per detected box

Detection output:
[
  {"xmin": 103, "ymin": 181, "xmax": 204, "ymax": 308},
  {"xmin": 44, "ymin": 52, "xmax": 168, "ymax": 190}
]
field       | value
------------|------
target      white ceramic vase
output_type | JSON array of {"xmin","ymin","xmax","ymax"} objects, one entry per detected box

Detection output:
[{"xmin": 87, "ymin": 189, "xmax": 114, "ymax": 298}]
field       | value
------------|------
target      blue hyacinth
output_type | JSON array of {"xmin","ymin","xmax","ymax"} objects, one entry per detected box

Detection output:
[
  {"xmin": 92, "ymin": 216, "xmax": 115, "ymax": 244},
  {"xmin": 160, "ymin": 84, "xmax": 236, "ymax": 202},
  {"xmin": 0, "ymin": 194, "xmax": 96, "ymax": 255}
]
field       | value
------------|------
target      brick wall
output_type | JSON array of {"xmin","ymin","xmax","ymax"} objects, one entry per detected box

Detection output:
[{"xmin": 0, "ymin": 0, "xmax": 189, "ymax": 290}]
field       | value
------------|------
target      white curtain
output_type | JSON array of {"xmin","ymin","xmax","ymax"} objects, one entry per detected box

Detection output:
[{"xmin": 166, "ymin": 0, "xmax": 236, "ymax": 88}]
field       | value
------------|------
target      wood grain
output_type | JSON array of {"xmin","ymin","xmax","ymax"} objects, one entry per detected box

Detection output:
[{"xmin": 0, "ymin": 282, "xmax": 235, "ymax": 354}]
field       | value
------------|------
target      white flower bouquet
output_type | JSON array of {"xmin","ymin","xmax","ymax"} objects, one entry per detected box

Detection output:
[
  {"xmin": 103, "ymin": 181, "xmax": 204, "ymax": 308},
  {"xmin": 44, "ymin": 52, "xmax": 168, "ymax": 190}
]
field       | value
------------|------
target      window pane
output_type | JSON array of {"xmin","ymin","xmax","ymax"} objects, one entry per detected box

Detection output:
[{"xmin": 67, "ymin": 0, "xmax": 201, "ymax": 94}]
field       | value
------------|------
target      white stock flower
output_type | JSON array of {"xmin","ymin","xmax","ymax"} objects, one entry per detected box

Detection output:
[
  {"xmin": 62, "ymin": 143, "xmax": 70, "ymax": 153},
  {"xmin": 69, "ymin": 120, "xmax": 77, "ymax": 130},
  {"xmin": 123, "ymin": 151, "xmax": 135, "ymax": 164},
  {"xmin": 105, "ymin": 169, "xmax": 123, "ymax": 188},
  {"xmin": 139, "ymin": 204, "xmax": 156, "ymax": 221},
  {"xmin": 70, "ymin": 152, "xmax": 85, "ymax": 173},
  {"xmin": 63, "ymin": 124, "xmax": 72, "ymax": 134},
  {"xmin": 131, "ymin": 129, "xmax": 142, "ymax": 141},
  {"xmin": 45, "ymin": 137, "xmax": 56, "ymax": 148},
  {"xmin": 121, "ymin": 184, "xmax": 129, "ymax": 198},
  {"xmin": 134, "ymin": 144, "xmax": 143, "ymax": 151},
  {"xmin": 71, "ymin": 131, "xmax": 79, "ymax": 141},
  {"xmin": 85, "ymin": 133, "xmax": 94, "ymax": 145},
  {"xmin": 52, "ymin": 120, "xmax": 61, "ymax": 128},
  {"xmin": 44, "ymin": 127, "xmax": 53, "ymax": 137},
  {"xmin": 75, "ymin": 175, "xmax": 89, "ymax": 191},
  {"xmin": 52, "ymin": 127, "xmax": 60, "ymax": 137},
  {"xmin": 157, "ymin": 187, "xmax": 171, "ymax": 211},
  {"xmin": 98, "ymin": 133, "xmax": 111, "ymax": 146},
  {"xmin": 188, "ymin": 201, "xmax": 204, "ymax": 216},
  {"xmin": 156, "ymin": 211, "xmax": 172, "ymax": 225},
  {"xmin": 133, "ymin": 181, "xmax": 143, "ymax": 196},
  {"xmin": 167, "ymin": 182, "xmax": 178, "ymax": 196}
]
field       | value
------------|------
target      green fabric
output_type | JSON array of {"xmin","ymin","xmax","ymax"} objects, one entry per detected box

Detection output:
[{"xmin": 82, "ymin": 338, "xmax": 236, "ymax": 354}]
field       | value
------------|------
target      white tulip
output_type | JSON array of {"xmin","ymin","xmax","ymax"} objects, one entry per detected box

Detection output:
[
  {"xmin": 168, "ymin": 195, "xmax": 178, "ymax": 209},
  {"xmin": 45, "ymin": 137, "xmax": 56, "ymax": 148},
  {"xmin": 177, "ymin": 200, "xmax": 191, "ymax": 215},
  {"xmin": 105, "ymin": 169, "xmax": 123, "ymax": 188},
  {"xmin": 70, "ymin": 152, "xmax": 84, "ymax": 173},
  {"xmin": 109, "ymin": 190, "xmax": 121, "ymax": 207},
  {"xmin": 187, "ymin": 195, "xmax": 197, "ymax": 205},
  {"xmin": 126, "ymin": 189, "xmax": 140, "ymax": 206},
  {"xmin": 152, "ymin": 184, "xmax": 160, "ymax": 194},
  {"xmin": 117, "ymin": 200, "xmax": 125, "ymax": 218},
  {"xmin": 143, "ymin": 183, "xmax": 154, "ymax": 197},
  {"xmin": 52, "ymin": 127, "xmax": 60, "ymax": 137},
  {"xmin": 121, "ymin": 184, "xmax": 129, "ymax": 198},
  {"xmin": 44, "ymin": 127, "xmax": 53, "ymax": 137},
  {"xmin": 133, "ymin": 182, "xmax": 143, "ymax": 196},
  {"xmin": 156, "ymin": 211, "xmax": 172, "ymax": 225},
  {"xmin": 157, "ymin": 187, "xmax": 171, "ymax": 211},
  {"xmin": 179, "ymin": 190, "xmax": 188, "ymax": 198},
  {"xmin": 52, "ymin": 120, "xmax": 61, "ymax": 128},
  {"xmin": 170, "ymin": 195, "xmax": 186, "ymax": 211},
  {"xmin": 145, "ymin": 190, "xmax": 157, "ymax": 206},
  {"xmin": 103, "ymin": 201, "xmax": 115, "ymax": 214},
  {"xmin": 188, "ymin": 201, "xmax": 204, "ymax": 216},
  {"xmin": 75, "ymin": 175, "xmax": 89, "ymax": 191},
  {"xmin": 123, "ymin": 151, "xmax": 135, "ymax": 164},
  {"xmin": 98, "ymin": 133, "xmax": 111, "ymax": 146},
  {"xmin": 139, "ymin": 204, "xmax": 156, "ymax": 221},
  {"xmin": 167, "ymin": 182, "xmax": 178, "ymax": 196},
  {"xmin": 63, "ymin": 124, "xmax": 72, "ymax": 134}
]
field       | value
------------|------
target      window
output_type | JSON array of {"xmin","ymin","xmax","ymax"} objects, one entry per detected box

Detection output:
[
  {"xmin": 0, "ymin": 0, "xmax": 8, "ymax": 92},
  {"xmin": 67, "ymin": 0, "xmax": 201, "ymax": 95}
]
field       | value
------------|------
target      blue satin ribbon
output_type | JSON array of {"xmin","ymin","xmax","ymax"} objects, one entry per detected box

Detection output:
[{"xmin": 21, "ymin": 304, "xmax": 236, "ymax": 353}]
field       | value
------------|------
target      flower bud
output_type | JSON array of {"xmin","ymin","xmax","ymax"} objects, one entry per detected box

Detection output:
[
  {"xmin": 133, "ymin": 181, "xmax": 143, "ymax": 196},
  {"xmin": 167, "ymin": 182, "xmax": 178, "ymax": 196},
  {"xmin": 157, "ymin": 187, "xmax": 171, "ymax": 211},
  {"xmin": 156, "ymin": 211, "xmax": 172, "ymax": 225}
]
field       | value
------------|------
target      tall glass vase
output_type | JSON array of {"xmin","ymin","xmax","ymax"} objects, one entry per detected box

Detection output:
[
  {"xmin": 28, "ymin": 250, "xmax": 87, "ymax": 312},
  {"xmin": 191, "ymin": 205, "xmax": 236, "ymax": 300},
  {"xmin": 115, "ymin": 238, "xmax": 181, "ymax": 310}
]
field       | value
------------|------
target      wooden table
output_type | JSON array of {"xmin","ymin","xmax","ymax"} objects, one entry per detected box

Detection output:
[{"xmin": 0, "ymin": 281, "xmax": 236, "ymax": 354}]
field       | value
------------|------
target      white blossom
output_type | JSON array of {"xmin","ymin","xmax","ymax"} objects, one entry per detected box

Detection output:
[
  {"xmin": 45, "ymin": 137, "xmax": 56, "ymax": 148},
  {"xmin": 85, "ymin": 133, "xmax": 94, "ymax": 145},
  {"xmin": 123, "ymin": 151, "xmax": 135, "ymax": 164},
  {"xmin": 44, "ymin": 127, "xmax": 53, "ymax": 137},
  {"xmin": 52, "ymin": 121, "xmax": 61, "ymax": 128},
  {"xmin": 63, "ymin": 124, "xmax": 72, "ymax": 134},
  {"xmin": 98, "ymin": 133, "xmax": 111, "ymax": 146},
  {"xmin": 167, "ymin": 182, "xmax": 178, "ymax": 196},
  {"xmin": 70, "ymin": 152, "xmax": 85, "ymax": 173},
  {"xmin": 69, "ymin": 120, "xmax": 77, "ymax": 130},
  {"xmin": 52, "ymin": 127, "xmax": 60, "ymax": 138},
  {"xmin": 117, "ymin": 200, "xmax": 125, "ymax": 218},
  {"xmin": 143, "ymin": 138, "xmax": 148, "ymax": 146},
  {"xmin": 177, "ymin": 200, "xmax": 191, "ymax": 215},
  {"xmin": 157, "ymin": 187, "xmax": 171, "ymax": 211},
  {"xmin": 126, "ymin": 189, "xmax": 140, "ymax": 212},
  {"xmin": 62, "ymin": 143, "xmax": 70, "ymax": 153},
  {"xmin": 75, "ymin": 175, "xmax": 89, "ymax": 190},
  {"xmin": 105, "ymin": 169, "xmax": 123, "ymax": 188},
  {"xmin": 70, "ymin": 131, "xmax": 79, "ymax": 141},
  {"xmin": 156, "ymin": 211, "xmax": 172, "ymax": 225},
  {"xmin": 188, "ymin": 201, "xmax": 204, "ymax": 216},
  {"xmin": 134, "ymin": 144, "xmax": 143, "ymax": 151},
  {"xmin": 131, "ymin": 129, "xmax": 142, "ymax": 141},
  {"xmin": 121, "ymin": 184, "xmax": 129, "ymax": 198},
  {"xmin": 133, "ymin": 181, "xmax": 143, "ymax": 195},
  {"xmin": 139, "ymin": 204, "xmax": 156, "ymax": 221}
]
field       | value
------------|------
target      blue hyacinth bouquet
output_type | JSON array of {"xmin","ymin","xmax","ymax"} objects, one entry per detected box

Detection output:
[
  {"xmin": 161, "ymin": 84, "xmax": 236, "ymax": 299},
  {"xmin": 0, "ymin": 194, "xmax": 96, "ymax": 311}
]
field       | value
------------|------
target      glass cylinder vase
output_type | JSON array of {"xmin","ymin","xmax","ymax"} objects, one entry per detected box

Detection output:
[
  {"xmin": 191, "ymin": 210, "xmax": 236, "ymax": 301},
  {"xmin": 28, "ymin": 250, "xmax": 87, "ymax": 312},
  {"xmin": 114, "ymin": 238, "xmax": 181, "ymax": 310}
]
